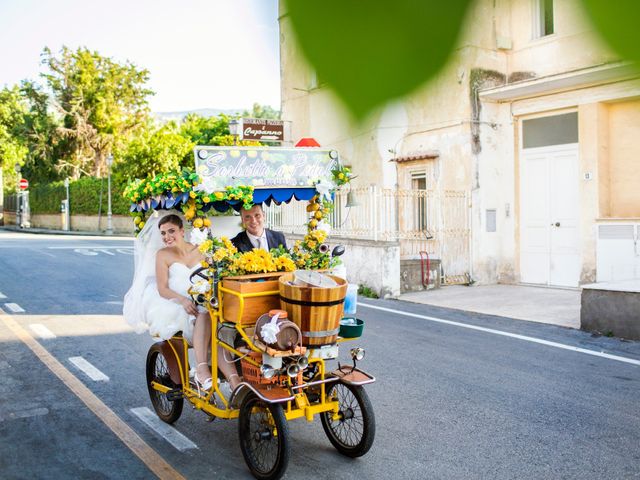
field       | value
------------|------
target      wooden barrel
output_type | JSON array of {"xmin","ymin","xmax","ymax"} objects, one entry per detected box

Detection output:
[{"xmin": 278, "ymin": 273, "xmax": 347, "ymax": 346}]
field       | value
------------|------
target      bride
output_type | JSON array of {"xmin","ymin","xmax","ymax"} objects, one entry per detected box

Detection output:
[{"xmin": 123, "ymin": 210, "xmax": 240, "ymax": 392}]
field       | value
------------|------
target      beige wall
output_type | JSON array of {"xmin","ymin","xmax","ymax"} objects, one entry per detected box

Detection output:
[
  {"xmin": 607, "ymin": 99, "xmax": 640, "ymax": 217},
  {"xmin": 279, "ymin": 0, "xmax": 640, "ymax": 286},
  {"xmin": 508, "ymin": 0, "xmax": 616, "ymax": 75}
]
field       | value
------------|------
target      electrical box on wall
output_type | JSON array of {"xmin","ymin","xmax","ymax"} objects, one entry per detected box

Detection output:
[{"xmin": 597, "ymin": 224, "xmax": 640, "ymax": 282}]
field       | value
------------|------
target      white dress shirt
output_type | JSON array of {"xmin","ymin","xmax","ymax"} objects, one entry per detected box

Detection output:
[{"xmin": 246, "ymin": 230, "xmax": 269, "ymax": 252}]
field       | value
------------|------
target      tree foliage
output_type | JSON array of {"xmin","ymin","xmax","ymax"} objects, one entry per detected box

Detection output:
[
  {"xmin": 19, "ymin": 81, "xmax": 64, "ymax": 184},
  {"xmin": 40, "ymin": 46, "xmax": 153, "ymax": 178},
  {"xmin": 113, "ymin": 120, "xmax": 194, "ymax": 183},
  {"xmin": 242, "ymin": 102, "xmax": 281, "ymax": 120},
  {"xmin": 0, "ymin": 86, "xmax": 29, "ymax": 191}
]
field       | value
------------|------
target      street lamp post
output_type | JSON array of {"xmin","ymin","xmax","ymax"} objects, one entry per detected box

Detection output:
[
  {"xmin": 228, "ymin": 119, "xmax": 239, "ymax": 146},
  {"xmin": 106, "ymin": 154, "xmax": 114, "ymax": 235},
  {"xmin": 14, "ymin": 163, "xmax": 21, "ymax": 227},
  {"xmin": 62, "ymin": 177, "xmax": 70, "ymax": 231}
]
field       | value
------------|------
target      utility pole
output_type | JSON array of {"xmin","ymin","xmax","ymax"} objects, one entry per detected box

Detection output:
[{"xmin": 106, "ymin": 154, "xmax": 114, "ymax": 235}]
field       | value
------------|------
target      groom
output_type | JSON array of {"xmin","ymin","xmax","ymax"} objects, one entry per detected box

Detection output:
[{"xmin": 231, "ymin": 204, "xmax": 287, "ymax": 253}]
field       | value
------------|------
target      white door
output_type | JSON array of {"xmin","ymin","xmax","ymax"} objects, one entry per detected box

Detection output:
[{"xmin": 520, "ymin": 144, "xmax": 580, "ymax": 287}]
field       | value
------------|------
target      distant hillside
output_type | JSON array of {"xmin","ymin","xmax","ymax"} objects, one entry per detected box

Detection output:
[{"xmin": 154, "ymin": 107, "xmax": 246, "ymax": 122}]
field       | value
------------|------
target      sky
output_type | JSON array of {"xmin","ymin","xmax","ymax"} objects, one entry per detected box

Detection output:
[{"xmin": 0, "ymin": 0, "xmax": 281, "ymax": 112}]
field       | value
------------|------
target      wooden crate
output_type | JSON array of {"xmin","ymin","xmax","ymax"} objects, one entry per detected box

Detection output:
[{"xmin": 221, "ymin": 272, "xmax": 285, "ymax": 325}]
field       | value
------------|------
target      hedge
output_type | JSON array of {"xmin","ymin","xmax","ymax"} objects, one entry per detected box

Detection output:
[{"xmin": 29, "ymin": 177, "xmax": 131, "ymax": 216}]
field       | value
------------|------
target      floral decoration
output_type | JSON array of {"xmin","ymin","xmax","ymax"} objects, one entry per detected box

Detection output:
[
  {"xmin": 125, "ymin": 153, "xmax": 355, "ymax": 277},
  {"xmin": 124, "ymin": 168, "xmax": 254, "ymax": 234},
  {"xmin": 331, "ymin": 164, "xmax": 353, "ymax": 187},
  {"xmin": 198, "ymin": 235, "xmax": 296, "ymax": 277}
]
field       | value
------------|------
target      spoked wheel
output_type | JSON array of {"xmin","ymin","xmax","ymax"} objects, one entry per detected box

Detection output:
[
  {"xmin": 238, "ymin": 394, "xmax": 290, "ymax": 480},
  {"xmin": 321, "ymin": 382, "xmax": 375, "ymax": 457},
  {"xmin": 145, "ymin": 343, "xmax": 183, "ymax": 424}
]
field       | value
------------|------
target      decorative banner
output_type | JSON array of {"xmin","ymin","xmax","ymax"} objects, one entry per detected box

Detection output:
[
  {"xmin": 241, "ymin": 118, "xmax": 285, "ymax": 141},
  {"xmin": 194, "ymin": 146, "xmax": 340, "ymax": 191}
]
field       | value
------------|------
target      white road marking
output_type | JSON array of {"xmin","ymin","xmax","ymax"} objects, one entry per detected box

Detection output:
[
  {"xmin": 73, "ymin": 248, "xmax": 99, "ymax": 256},
  {"xmin": 105, "ymin": 301, "xmax": 124, "ymax": 305},
  {"xmin": 0, "ymin": 407, "xmax": 49, "ymax": 422},
  {"xmin": 0, "ymin": 291, "xmax": 6, "ymax": 299},
  {"xmin": 46, "ymin": 246, "xmax": 133, "ymax": 256},
  {"xmin": 130, "ymin": 407, "xmax": 198, "ymax": 452},
  {"xmin": 29, "ymin": 323, "xmax": 56, "ymax": 339},
  {"xmin": 68, "ymin": 357, "xmax": 110, "ymax": 382},
  {"xmin": 93, "ymin": 248, "xmax": 115, "ymax": 256},
  {"xmin": 33, "ymin": 249, "xmax": 55, "ymax": 257},
  {"xmin": 360, "ymin": 302, "xmax": 640, "ymax": 367},
  {"xmin": 4, "ymin": 303, "xmax": 25, "ymax": 313},
  {"xmin": 48, "ymin": 245, "xmax": 128, "ymax": 249}
]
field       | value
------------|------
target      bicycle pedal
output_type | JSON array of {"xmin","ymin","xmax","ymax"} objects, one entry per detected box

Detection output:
[{"xmin": 166, "ymin": 388, "xmax": 183, "ymax": 401}]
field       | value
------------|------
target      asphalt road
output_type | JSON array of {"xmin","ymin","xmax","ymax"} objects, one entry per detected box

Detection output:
[{"xmin": 1, "ymin": 230, "xmax": 639, "ymax": 479}]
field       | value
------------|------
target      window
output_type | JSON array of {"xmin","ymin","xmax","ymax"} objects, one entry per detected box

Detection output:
[
  {"xmin": 522, "ymin": 112, "xmax": 578, "ymax": 148},
  {"xmin": 534, "ymin": 0, "xmax": 554, "ymax": 38},
  {"xmin": 411, "ymin": 172, "xmax": 428, "ymax": 232}
]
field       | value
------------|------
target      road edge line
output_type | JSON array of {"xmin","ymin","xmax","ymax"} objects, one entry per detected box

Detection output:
[
  {"xmin": 0, "ymin": 310, "xmax": 185, "ymax": 480},
  {"xmin": 360, "ymin": 302, "xmax": 640, "ymax": 367}
]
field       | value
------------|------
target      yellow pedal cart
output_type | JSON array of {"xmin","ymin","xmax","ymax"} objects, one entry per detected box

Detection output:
[{"xmin": 135, "ymin": 146, "xmax": 375, "ymax": 480}]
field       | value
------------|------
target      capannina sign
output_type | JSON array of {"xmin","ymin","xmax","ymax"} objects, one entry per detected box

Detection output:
[{"xmin": 194, "ymin": 146, "xmax": 339, "ymax": 190}]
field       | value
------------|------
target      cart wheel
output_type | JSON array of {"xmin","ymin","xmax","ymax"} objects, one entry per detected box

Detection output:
[
  {"xmin": 238, "ymin": 394, "xmax": 290, "ymax": 480},
  {"xmin": 146, "ymin": 343, "xmax": 183, "ymax": 424},
  {"xmin": 321, "ymin": 382, "xmax": 375, "ymax": 457}
]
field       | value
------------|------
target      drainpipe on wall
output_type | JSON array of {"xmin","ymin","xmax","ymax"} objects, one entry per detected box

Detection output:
[{"xmin": 467, "ymin": 191, "xmax": 474, "ymax": 284}]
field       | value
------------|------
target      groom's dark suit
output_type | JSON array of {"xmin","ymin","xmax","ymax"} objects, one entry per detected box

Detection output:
[{"xmin": 231, "ymin": 229, "xmax": 287, "ymax": 253}]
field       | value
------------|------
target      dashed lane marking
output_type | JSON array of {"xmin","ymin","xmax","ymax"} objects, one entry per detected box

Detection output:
[
  {"xmin": 360, "ymin": 302, "xmax": 640, "ymax": 367},
  {"xmin": 69, "ymin": 357, "xmax": 110, "ymax": 382},
  {"xmin": 4, "ymin": 303, "xmax": 25, "ymax": 313},
  {"xmin": 130, "ymin": 407, "xmax": 198, "ymax": 452},
  {"xmin": 0, "ymin": 407, "xmax": 49, "ymax": 422},
  {"xmin": 29, "ymin": 324, "xmax": 56, "ymax": 339},
  {"xmin": 0, "ymin": 309, "xmax": 185, "ymax": 480}
]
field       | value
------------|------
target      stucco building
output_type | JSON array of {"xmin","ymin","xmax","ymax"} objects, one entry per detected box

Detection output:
[{"xmin": 278, "ymin": 0, "xmax": 640, "ymax": 293}]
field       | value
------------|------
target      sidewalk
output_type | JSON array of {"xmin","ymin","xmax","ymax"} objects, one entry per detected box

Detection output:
[{"xmin": 399, "ymin": 284, "xmax": 581, "ymax": 329}]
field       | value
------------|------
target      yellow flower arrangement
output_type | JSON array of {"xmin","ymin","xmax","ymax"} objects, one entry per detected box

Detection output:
[{"xmin": 199, "ymin": 236, "xmax": 294, "ymax": 277}]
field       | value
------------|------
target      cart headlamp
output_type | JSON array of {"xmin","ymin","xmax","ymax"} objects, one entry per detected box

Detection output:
[
  {"xmin": 296, "ymin": 356, "xmax": 309, "ymax": 370},
  {"xmin": 350, "ymin": 347, "xmax": 365, "ymax": 361},
  {"xmin": 287, "ymin": 363, "xmax": 300, "ymax": 377},
  {"xmin": 261, "ymin": 364, "xmax": 277, "ymax": 379}
]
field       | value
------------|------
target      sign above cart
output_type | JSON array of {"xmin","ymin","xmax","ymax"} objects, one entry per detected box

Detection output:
[
  {"xmin": 240, "ymin": 118, "xmax": 284, "ymax": 142},
  {"xmin": 194, "ymin": 146, "xmax": 340, "ymax": 192}
]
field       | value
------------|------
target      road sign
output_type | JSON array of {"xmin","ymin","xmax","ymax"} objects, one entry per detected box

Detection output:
[{"xmin": 19, "ymin": 178, "xmax": 29, "ymax": 190}]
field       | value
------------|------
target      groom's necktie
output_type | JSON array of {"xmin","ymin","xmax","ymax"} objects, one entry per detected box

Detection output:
[{"xmin": 258, "ymin": 236, "xmax": 268, "ymax": 252}]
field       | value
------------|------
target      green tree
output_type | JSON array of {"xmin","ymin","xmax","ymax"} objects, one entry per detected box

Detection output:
[
  {"xmin": 113, "ymin": 120, "xmax": 194, "ymax": 182},
  {"xmin": 41, "ymin": 46, "xmax": 153, "ymax": 178},
  {"xmin": 19, "ymin": 80, "xmax": 63, "ymax": 184},
  {"xmin": 242, "ymin": 103, "xmax": 281, "ymax": 120},
  {"xmin": 179, "ymin": 113, "xmax": 232, "ymax": 146},
  {"xmin": 177, "ymin": 113, "xmax": 261, "ymax": 165},
  {"xmin": 0, "ymin": 86, "xmax": 29, "ymax": 192}
]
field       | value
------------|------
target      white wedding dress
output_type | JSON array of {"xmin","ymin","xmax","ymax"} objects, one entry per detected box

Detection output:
[
  {"xmin": 142, "ymin": 263, "xmax": 198, "ymax": 341},
  {"xmin": 123, "ymin": 211, "xmax": 197, "ymax": 342}
]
